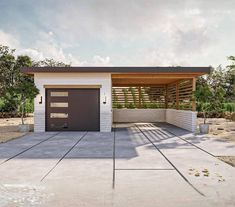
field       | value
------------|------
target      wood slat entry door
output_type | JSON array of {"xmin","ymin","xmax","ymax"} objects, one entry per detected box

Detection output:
[{"xmin": 46, "ymin": 88, "xmax": 100, "ymax": 131}]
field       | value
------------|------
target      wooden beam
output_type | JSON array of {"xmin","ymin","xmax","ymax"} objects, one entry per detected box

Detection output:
[
  {"xmin": 112, "ymin": 74, "xmax": 200, "ymax": 79},
  {"xmin": 192, "ymin": 77, "xmax": 196, "ymax": 111},
  {"xmin": 112, "ymin": 84, "xmax": 166, "ymax": 87}
]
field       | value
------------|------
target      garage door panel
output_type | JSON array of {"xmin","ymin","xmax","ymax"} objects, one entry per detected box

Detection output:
[
  {"xmin": 49, "ymin": 97, "xmax": 68, "ymax": 102},
  {"xmin": 47, "ymin": 118, "xmax": 69, "ymax": 131},
  {"xmin": 46, "ymin": 88, "xmax": 100, "ymax": 131},
  {"xmin": 69, "ymin": 89, "xmax": 100, "ymax": 131},
  {"xmin": 48, "ymin": 107, "xmax": 69, "ymax": 113}
]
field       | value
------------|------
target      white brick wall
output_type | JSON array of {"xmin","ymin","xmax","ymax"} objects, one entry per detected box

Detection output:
[
  {"xmin": 34, "ymin": 73, "xmax": 112, "ymax": 132},
  {"xmin": 100, "ymin": 112, "xmax": 113, "ymax": 132},
  {"xmin": 113, "ymin": 109, "xmax": 166, "ymax": 122},
  {"xmin": 165, "ymin": 109, "xmax": 197, "ymax": 132},
  {"xmin": 113, "ymin": 108, "xmax": 196, "ymax": 132}
]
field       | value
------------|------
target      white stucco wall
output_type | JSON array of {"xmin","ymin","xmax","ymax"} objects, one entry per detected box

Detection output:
[
  {"xmin": 34, "ymin": 73, "xmax": 112, "ymax": 132},
  {"xmin": 165, "ymin": 109, "xmax": 197, "ymax": 132},
  {"xmin": 113, "ymin": 109, "xmax": 166, "ymax": 122}
]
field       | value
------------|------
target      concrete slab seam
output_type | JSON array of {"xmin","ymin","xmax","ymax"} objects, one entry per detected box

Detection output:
[
  {"xmin": 40, "ymin": 131, "xmax": 88, "ymax": 182},
  {"xmin": 0, "ymin": 132, "xmax": 61, "ymax": 166},
  {"xmin": 135, "ymin": 124, "xmax": 205, "ymax": 197}
]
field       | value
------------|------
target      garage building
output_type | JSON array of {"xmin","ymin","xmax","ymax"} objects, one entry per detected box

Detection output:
[{"xmin": 22, "ymin": 67, "xmax": 211, "ymax": 132}]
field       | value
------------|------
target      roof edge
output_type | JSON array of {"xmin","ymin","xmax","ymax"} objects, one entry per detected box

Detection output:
[{"xmin": 21, "ymin": 66, "xmax": 212, "ymax": 75}]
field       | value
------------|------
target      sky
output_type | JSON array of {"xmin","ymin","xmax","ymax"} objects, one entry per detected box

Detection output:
[{"xmin": 0, "ymin": 0, "xmax": 234, "ymax": 67}]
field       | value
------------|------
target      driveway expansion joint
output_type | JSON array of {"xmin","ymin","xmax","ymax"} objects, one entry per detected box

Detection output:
[
  {"xmin": 40, "ymin": 131, "xmax": 88, "ymax": 182},
  {"xmin": 135, "ymin": 124, "xmax": 205, "ymax": 197},
  {"xmin": 0, "ymin": 132, "xmax": 61, "ymax": 166}
]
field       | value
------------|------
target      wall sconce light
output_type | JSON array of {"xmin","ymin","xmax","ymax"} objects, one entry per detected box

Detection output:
[
  {"xmin": 103, "ymin": 93, "xmax": 107, "ymax": 104},
  {"xmin": 39, "ymin": 96, "xmax": 42, "ymax": 104}
]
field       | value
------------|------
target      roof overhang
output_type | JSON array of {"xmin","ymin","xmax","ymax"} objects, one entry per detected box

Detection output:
[
  {"xmin": 22, "ymin": 66, "xmax": 211, "ymax": 86},
  {"xmin": 22, "ymin": 66, "xmax": 212, "ymax": 75}
]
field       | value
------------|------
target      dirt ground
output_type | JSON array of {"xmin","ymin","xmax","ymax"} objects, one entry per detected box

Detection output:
[
  {"xmin": 0, "ymin": 116, "xmax": 33, "ymax": 143},
  {"xmin": 197, "ymin": 118, "xmax": 235, "ymax": 167},
  {"xmin": 217, "ymin": 156, "xmax": 235, "ymax": 167},
  {"xmin": 197, "ymin": 118, "xmax": 235, "ymax": 143}
]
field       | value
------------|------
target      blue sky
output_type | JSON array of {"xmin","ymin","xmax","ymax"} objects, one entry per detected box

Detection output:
[{"xmin": 0, "ymin": 0, "xmax": 234, "ymax": 67}]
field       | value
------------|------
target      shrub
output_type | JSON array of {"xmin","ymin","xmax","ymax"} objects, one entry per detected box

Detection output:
[
  {"xmin": 223, "ymin": 102, "xmax": 235, "ymax": 113},
  {"xmin": 117, "ymin": 103, "xmax": 123, "ymax": 109},
  {"xmin": 129, "ymin": 87, "xmax": 137, "ymax": 106},
  {"xmin": 122, "ymin": 88, "xmax": 129, "ymax": 108},
  {"xmin": 127, "ymin": 102, "xmax": 136, "ymax": 109}
]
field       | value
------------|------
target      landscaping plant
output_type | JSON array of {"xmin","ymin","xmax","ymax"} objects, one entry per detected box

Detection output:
[{"xmin": 0, "ymin": 45, "xmax": 69, "ymax": 118}]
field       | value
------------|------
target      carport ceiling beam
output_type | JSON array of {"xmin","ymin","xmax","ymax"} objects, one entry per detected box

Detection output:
[{"xmin": 112, "ymin": 74, "xmax": 200, "ymax": 79}]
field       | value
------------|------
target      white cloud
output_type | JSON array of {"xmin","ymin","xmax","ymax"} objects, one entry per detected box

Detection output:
[
  {"xmin": 17, "ymin": 48, "xmax": 44, "ymax": 61},
  {"xmin": 1, "ymin": 0, "xmax": 235, "ymax": 67},
  {"xmin": 48, "ymin": 31, "xmax": 54, "ymax": 36},
  {"xmin": 0, "ymin": 29, "xmax": 111, "ymax": 66},
  {"xmin": 0, "ymin": 30, "xmax": 19, "ymax": 48},
  {"xmin": 92, "ymin": 55, "xmax": 111, "ymax": 66}
]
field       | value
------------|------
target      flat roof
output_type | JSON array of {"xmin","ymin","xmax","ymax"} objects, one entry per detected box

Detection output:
[{"xmin": 22, "ymin": 66, "xmax": 212, "ymax": 74}]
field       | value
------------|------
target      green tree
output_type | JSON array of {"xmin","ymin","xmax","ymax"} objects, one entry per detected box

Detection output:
[
  {"xmin": 0, "ymin": 45, "xmax": 69, "ymax": 117},
  {"xmin": 16, "ymin": 75, "xmax": 39, "ymax": 124},
  {"xmin": 14, "ymin": 55, "xmax": 39, "ymax": 123},
  {"xmin": 0, "ymin": 45, "xmax": 16, "ymax": 96},
  {"xmin": 33, "ymin": 58, "xmax": 70, "ymax": 67},
  {"xmin": 194, "ymin": 85, "xmax": 212, "ymax": 124},
  {"xmin": 197, "ymin": 61, "xmax": 234, "ymax": 102},
  {"xmin": 226, "ymin": 56, "xmax": 235, "ymax": 101},
  {"xmin": 0, "ymin": 45, "xmax": 39, "ymax": 117},
  {"xmin": 0, "ymin": 45, "xmax": 18, "ymax": 113}
]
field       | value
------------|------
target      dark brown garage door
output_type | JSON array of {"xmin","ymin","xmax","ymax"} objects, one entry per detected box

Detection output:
[{"xmin": 46, "ymin": 88, "xmax": 100, "ymax": 131}]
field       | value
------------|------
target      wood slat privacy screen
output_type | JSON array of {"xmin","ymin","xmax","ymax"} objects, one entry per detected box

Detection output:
[
  {"xmin": 179, "ymin": 80, "xmax": 193, "ymax": 110},
  {"xmin": 112, "ymin": 80, "xmax": 193, "ymax": 110},
  {"xmin": 112, "ymin": 86, "xmax": 165, "ymax": 108}
]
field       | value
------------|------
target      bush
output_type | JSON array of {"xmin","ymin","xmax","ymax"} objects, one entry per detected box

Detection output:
[
  {"xmin": 223, "ymin": 102, "xmax": 235, "ymax": 113},
  {"xmin": 117, "ymin": 103, "xmax": 123, "ymax": 109},
  {"xmin": 25, "ymin": 99, "xmax": 34, "ymax": 113},
  {"xmin": 122, "ymin": 88, "xmax": 129, "ymax": 108},
  {"xmin": 127, "ymin": 102, "xmax": 136, "ymax": 109}
]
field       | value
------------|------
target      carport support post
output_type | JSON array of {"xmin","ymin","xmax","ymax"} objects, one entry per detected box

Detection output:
[
  {"xmin": 165, "ymin": 85, "xmax": 168, "ymax": 109},
  {"xmin": 138, "ymin": 86, "xmax": 141, "ymax": 108},
  {"xmin": 192, "ymin": 77, "xmax": 196, "ymax": 111},
  {"xmin": 176, "ymin": 81, "xmax": 179, "ymax": 110}
]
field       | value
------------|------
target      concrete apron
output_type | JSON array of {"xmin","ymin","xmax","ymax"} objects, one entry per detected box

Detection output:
[
  {"xmin": 0, "ymin": 132, "xmax": 87, "ymax": 206},
  {"xmin": 136, "ymin": 123, "xmax": 235, "ymax": 206},
  {"xmin": 0, "ymin": 124, "xmax": 234, "ymax": 207},
  {"xmin": 42, "ymin": 132, "xmax": 114, "ymax": 207}
]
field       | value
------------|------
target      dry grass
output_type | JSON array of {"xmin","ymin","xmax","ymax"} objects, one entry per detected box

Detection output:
[{"xmin": 0, "ymin": 116, "xmax": 33, "ymax": 143}]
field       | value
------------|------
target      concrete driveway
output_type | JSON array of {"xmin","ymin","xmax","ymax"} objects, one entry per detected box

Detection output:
[{"xmin": 0, "ymin": 123, "xmax": 234, "ymax": 207}]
